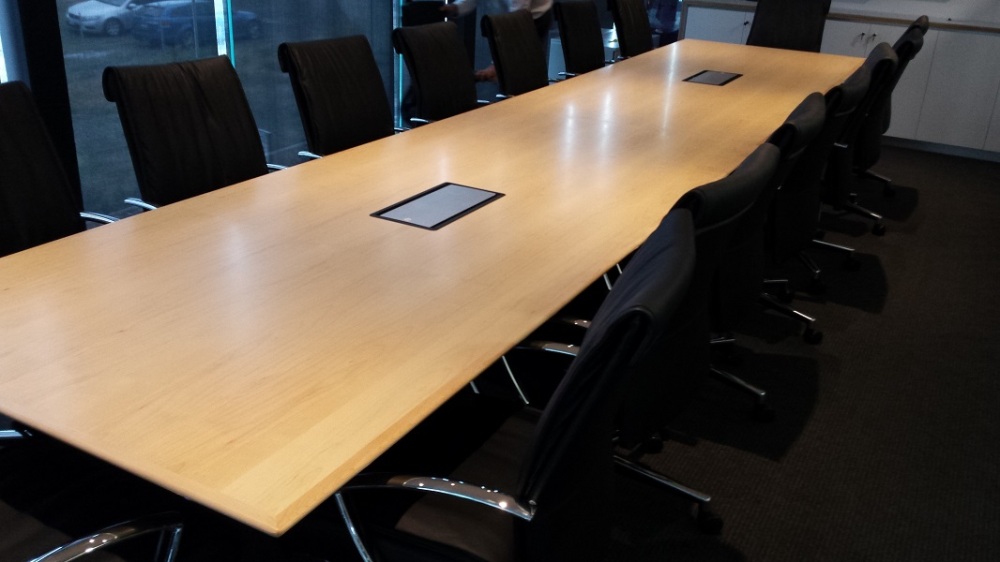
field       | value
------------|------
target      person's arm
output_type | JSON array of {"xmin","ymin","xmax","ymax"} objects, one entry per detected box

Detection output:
[
  {"xmin": 441, "ymin": 0, "xmax": 477, "ymax": 17},
  {"xmin": 508, "ymin": 0, "xmax": 532, "ymax": 13}
]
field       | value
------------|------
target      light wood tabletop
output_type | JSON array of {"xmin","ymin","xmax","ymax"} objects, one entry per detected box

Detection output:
[{"xmin": 0, "ymin": 40, "xmax": 861, "ymax": 536}]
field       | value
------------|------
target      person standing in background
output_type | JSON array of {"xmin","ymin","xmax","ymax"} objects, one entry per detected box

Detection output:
[{"xmin": 441, "ymin": 0, "xmax": 554, "ymax": 81}]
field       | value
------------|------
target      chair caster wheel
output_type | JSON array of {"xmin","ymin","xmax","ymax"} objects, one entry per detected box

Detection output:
[
  {"xmin": 752, "ymin": 402, "xmax": 775, "ymax": 422},
  {"xmin": 806, "ymin": 279, "xmax": 826, "ymax": 295},
  {"xmin": 776, "ymin": 287, "xmax": 794, "ymax": 303},
  {"xmin": 842, "ymin": 256, "xmax": 861, "ymax": 271},
  {"xmin": 883, "ymin": 184, "xmax": 896, "ymax": 198},
  {"xmin": 695, "ymin": 504, "xmax": 724, "ymax": 535},
  {"xmin": 872, "ymin": 223, "xmax": 886, "ymax": 236},
  {"xmin": 804, "ymin": 328, "xmax": 823, "ymax": 345},
  {"xmin": 641, "ymin": 436, "xmax": 664, "ymax": 455}
]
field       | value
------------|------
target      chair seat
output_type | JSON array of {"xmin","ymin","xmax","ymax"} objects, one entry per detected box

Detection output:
[
  {"xmin": 0, "ymin": 502, "xmax": 75, "ymax": 561},
  {"xmin": 395, "ymin": 408, "xmax": 540, "ymax": 562}
]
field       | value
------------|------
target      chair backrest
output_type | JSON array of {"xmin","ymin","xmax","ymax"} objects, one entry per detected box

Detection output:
[
  {"xmin": 769, "ymin": 73, "xmax": 869, "ymax": 264},
  {"xmin": 0, "ymin": 81, "xmax": 86, "ymax": 258},
  {"xmin": 482, "ymin": 10, "xmax": 550, "ymax": 96},
  {"xmin": 905, "ymin": 14, "xmax": 930, "ymax": 36},
  {"xmin": 278, "ymin": 36, "xmax": 394, "ymax": 156},
  {"xmin": 820, "ymin": 43, "xmax": 896, "ymax": 208},
  {"xmin": 879, "ymin": 23, "xmax": 927, "ymax": 130},
  {"xmin": 852, "ymin": 28, "xmax": 923, "ymax": 174},
  {"xmin": 618, "ymin": 142, "xmax": 781, "ymax": 459},
  {"xmin": 711, "ymin": 93, "xmax": 826, "ymax": 330},
  {"xmin": 607, "ymin": 0, "xmax": 654, "ymax": 58},
  {"xmin": 392, "ymin": 21, "xmax": 480, "ymax": 121},
  {"xmin": 554, "ymin": 0, "xmax": 607, "ymax": 76},
  {"xmin": 514, "ymin": 206, "xmax": 696, "ymax": 561},
  {"xmin": 837, "ymin": 42, "xmax": 897, "ymax": 147},
  {"xmin": 765, "ymin": 93, "xmax": 829, "ymax": 193},
  {"xmin": 102, "ymin": 56, "xmax": 269, "ymax": 207},
  {"xmin": 746, "ymin": 0, "xmax": 831, "ymax": 52},
  {"xmin": 401, "ymin": 0, "xmax": 446, "ymax": 27}
]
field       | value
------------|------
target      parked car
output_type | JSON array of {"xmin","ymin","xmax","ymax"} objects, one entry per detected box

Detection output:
[
  {"xmin": 65, "ymin": 0, "xmax": 159, "ymax": 37},
  {"xmin": 132, "ymin": 1, "xmax": 262, "ymax": 47}
]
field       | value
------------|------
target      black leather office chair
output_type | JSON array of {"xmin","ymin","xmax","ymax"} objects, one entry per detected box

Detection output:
[
  {"xmin": 613, "ymin": 143, "xmax": 780, "ymax": 530},
  {"xmin": 707, "ymin": 95, "xmax": 826, "ymax": 419},
  {"xmin": 607, "ymin": 0, "xmax": 654, "ymax": 58},
  {"xmin": 746, "ymin": 0, "xmax": 831, "ymax": 53},
  {"xmin": 0, "ymin": 81, "xmax": 117, "ymax": 261},
  {"xmin": 853, "ymin": 17, "xmax": 928, "ymax": 196},
  {"xmin": 278, "ymin": 35, "xmax": 395, "ymax": 160},
  {"xmin": 767, "ymin": 69, "xmax": 871, "ymax": 287},
  {"xmin": 334, "ymin": 205, "xmax": 696, "ymax": 562},
  {"xmin": 721, "ymin": 93, "xmax": 828, "ymax": 329},
  {"xmin": 12, "ymin": 513, "xmax": 183, "ymax": 562},
  {"xmin": 392, "ymin": 21, "xmax": 482, "ymax": 123},
  {"xmin": 102, "ymin": 56, "xmax": 272, "ymax": 210},
  {"xmin": 554, "ymin": 0, "xmax": 607, "ymax": 77},
  {"xmin": 822, "ymin": 42, "xmax": 898, "ymax": 236},
  {"xmin": 481, "ymin": 10, "xmax": 550, "ymax": 97},
  {"xmin": 0, "ymin": 436, "xmax": 184, "ymax": 562}
]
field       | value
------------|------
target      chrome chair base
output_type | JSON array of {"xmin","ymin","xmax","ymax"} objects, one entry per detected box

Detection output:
[{"xmin": 613, "ymin": 454, "xmax": 723, "ymax": 534}]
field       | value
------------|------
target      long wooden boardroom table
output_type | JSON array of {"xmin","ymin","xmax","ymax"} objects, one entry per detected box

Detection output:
[{"xmin": 0, "ymin": 40, "xmax": 861, "ymax": 536}]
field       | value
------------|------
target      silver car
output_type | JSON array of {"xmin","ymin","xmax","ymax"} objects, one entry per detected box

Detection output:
[{"xmin": 65, "ymin": 0, "xmax": 158, "ymax": 36}]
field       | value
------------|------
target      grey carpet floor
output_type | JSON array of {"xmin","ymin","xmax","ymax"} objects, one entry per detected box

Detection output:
[{"xmin": 606, "ymin": 145, "xmax": 1000, "ymax": 561}]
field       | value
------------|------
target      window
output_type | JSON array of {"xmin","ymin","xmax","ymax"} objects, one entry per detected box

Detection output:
[
  {"xmin": 0, "ymin": 30, "xmax": 7, "ymax": 83},
  {"xmin": 57, "ymin": 0, "xmax": 395, "ymax": 215},
  {"xmin": 0, "ymin": 0, "xmax": 17, "ymax": 83}
]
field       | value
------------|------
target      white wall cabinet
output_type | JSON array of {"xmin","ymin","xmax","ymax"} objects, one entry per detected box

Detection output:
[
  {"xmin": 915, "ymin": 29, "xmax": 1000, "ymax": 149},
  {"xmin": 821, "ymin": 20, "xmax": 879, "ymax": 56},
  {"xmin": 681, "ymin": 1, "xmax": 1000, "ymax": 154},
  {"xmin": 682, "ymin": 6, "xmax": 752, "ymax": 44}
]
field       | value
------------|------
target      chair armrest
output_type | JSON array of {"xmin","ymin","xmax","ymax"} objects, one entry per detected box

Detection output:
[
  {"xmin": 517, "ymin": 341, "xmax": 580, "ymax": 357},
  {"xmin": 555, "ymin": 316, "xmax": 591, "ymax": 330},
  {"xmin": 29, "ymin": 512, "xmax": 183, "ymax": 562},
  {"xmin": 341, "ymin": 473, "xmax": 534, "ymax": 521},
  {"xmin": 297, "ymin": 150, "xmax": 322, "ymax": 160},
  {"xmin": 0, "ymin": 428, "xmax": 27, "ymax": 441},
  {"xmin": 266, "ymin": 163, "xmax": 287, "ymax": 172},
  {"xmin": 124, "ymin": 197, "xmax": 158, "ymax": 212},
  {"xmin": 79, "ymin": 211, "xmax": 118, "ymax": 225}
]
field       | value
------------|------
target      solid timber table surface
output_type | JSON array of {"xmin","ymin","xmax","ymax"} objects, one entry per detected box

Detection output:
[{"xmin": 0, "ymin": 40, "xmax": 861, "ymax": 536}]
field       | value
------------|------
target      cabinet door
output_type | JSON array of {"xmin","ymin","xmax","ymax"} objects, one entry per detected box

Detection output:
[
  {"xmin": 870, "ymin": 23, "xmax": 931, "ymax": 140},
  {"xmin": 821, "ymin": 19, "xmax": 871, "ymax": 56},
  {"xmin": 683, "ymin": 6, "xmax": 751, "ymax": 44},
  {"xmin": 916, "ymin": 29, "xmax": 1000, "ymax": 149},
  {"xmin": 984, "ymin": 83, "xmax": 1000, "ymax": 152}
]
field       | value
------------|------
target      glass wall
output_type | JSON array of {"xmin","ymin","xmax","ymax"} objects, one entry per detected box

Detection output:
[
  {"xmin": 0, "ymin": 23, "xmax": 6, "ymax": 82},
  {"xmin": 0, "ymin": 0, "xmax": 20, "ymax": 83},
  {"xmin": 57, "ymin": 0, "xmax": 395, "ymax": 215}
]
